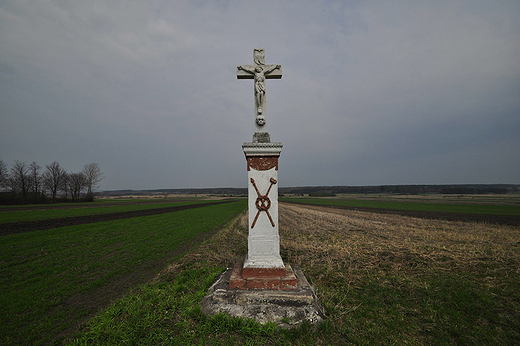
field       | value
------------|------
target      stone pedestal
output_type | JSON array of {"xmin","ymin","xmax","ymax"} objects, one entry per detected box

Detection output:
[
  {"xmin": 241, "ymin": 142, "xmax": 284, "ymax": 271},
  {"xmin": 201, "ymin": 139, "xmax": 325, "ymax": 325}
]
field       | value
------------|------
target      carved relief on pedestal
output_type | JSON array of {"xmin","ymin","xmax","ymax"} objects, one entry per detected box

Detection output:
[
  {"xmin": 246, "ymin": 156, "xmax": 279, "ymax": 171},
  {"xmin": 250, "ymin": 177, "xmax": 277, "ymax": 228}
]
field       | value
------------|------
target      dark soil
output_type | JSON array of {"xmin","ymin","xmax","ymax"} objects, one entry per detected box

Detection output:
[
  {"xmin": 0, "ymin": 199, "xmax": 189, "ymax": 212},
  {"xmin": 282, "ymin": 201, "xmax": 520, "ymax": 227},
  {"xmin": 0, "ymin": 200, "xmax": 233, "ymax": 236}
]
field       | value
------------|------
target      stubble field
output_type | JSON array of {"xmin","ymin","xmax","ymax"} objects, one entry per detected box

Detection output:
[{"xmin": 278, "ymin": 203, "xmax": 520, "ymax": 344}]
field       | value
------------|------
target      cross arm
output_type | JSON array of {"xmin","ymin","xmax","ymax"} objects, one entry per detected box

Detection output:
[
  {"xmin": 264, "ymin": 65, "xmax": 282, "ymax": 79},
  {"xmin": 237, "ymin": 64, "xmax": 282, "ymax": 79}
]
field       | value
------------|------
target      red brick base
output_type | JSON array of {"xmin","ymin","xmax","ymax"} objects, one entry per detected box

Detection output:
[{"xmin": 228, "ymin": 262, "xmax": 298, "ymax": 290}]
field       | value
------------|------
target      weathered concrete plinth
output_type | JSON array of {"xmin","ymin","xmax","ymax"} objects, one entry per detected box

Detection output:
[
  {"xmin": 229, "ymin": 261, "xmax": 298, "ymax": 290},
  {"xmin": 200, "ymin": 264, "xmax": 325, "ymax": 327}
]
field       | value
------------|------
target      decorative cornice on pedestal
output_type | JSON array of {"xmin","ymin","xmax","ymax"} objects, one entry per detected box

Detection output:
[{"xmin": 242, "ymin": 142, "xmax": 283, "ymax": 156}]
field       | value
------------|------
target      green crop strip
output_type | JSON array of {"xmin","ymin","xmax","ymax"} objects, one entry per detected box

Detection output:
[
  {"xmin": 0, "ymin": 200, "xmax": 246, "ymax": 346},
  {"xmin": 0, "ymin": 199, "xmax": 220, "ymax": 224}
]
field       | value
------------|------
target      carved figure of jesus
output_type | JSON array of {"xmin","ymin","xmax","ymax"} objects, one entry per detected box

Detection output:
[
  {"xmin": 237, "ymin": 50, "xmax": 282, "ymax": 128},
  {"xmin": 237, "ymin": 64, "xmax": 281, "ymax": 114}
]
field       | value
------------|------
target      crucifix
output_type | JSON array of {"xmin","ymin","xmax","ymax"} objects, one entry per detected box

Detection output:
[
  {"xmin": 200, "ymin": 49, "xmax": 324, "ymax": 325},
  {"xmin": 236, "ymin": 48, "xmax": 285, "ymax": 274},
  {"xmin": 237, "ymin": 49, "xmax": 282, "ymax": 140}
]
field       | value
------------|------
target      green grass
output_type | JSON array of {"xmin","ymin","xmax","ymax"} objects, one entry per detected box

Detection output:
[
  {"xmin": 69, "ymin": 268, "xmax": 284, "ymax": 346},
  {"xmin": 281, "ymin": 197, "xmax": 520, "ymax": 216},
  {"xmin": 0, "ymin": 200, "xmax": 246, "ymax": 346},
  {"xmin": 69, "ymin": 232, "xmax": 520, "ymax": 345},
  {"xmin": 0, "ymin": 198, "xmax": 168, "ymax": 211},
  {"xmin": 318, "ymin": 272, "xmax": 519, "ymax": 345},
  {"xmin": 0, "ymin": 199, "xmax": 219, "ymax": 224},
  {"xmin": 68, "ymin": 270, "xmax": 520, "ymax": 345},
  {"xmin": 68, "ymin": 202, "xmax": 520, "ymax": 345}
]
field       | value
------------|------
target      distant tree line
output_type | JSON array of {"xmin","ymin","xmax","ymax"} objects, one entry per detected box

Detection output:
[
  {"xmin": 98, "ymin": 184, "xmax": 519, "ymax": 198},
  {"xmin": 0, "ymin": 160, "xmax": 103, "ymax": 204},
  {"xmin": 281, "ymin": 184, "xmax": 518, "ymax": 196}
]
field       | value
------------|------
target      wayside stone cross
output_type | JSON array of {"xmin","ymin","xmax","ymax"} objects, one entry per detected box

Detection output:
[{"xmin": 199, "ymin": 49, "xmax": 324, "ymax": 326}]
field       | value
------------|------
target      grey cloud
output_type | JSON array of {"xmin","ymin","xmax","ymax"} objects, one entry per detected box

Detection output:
[{"xmin": 1, "ymin": 0, "xmax": 518, "ymax": 190}]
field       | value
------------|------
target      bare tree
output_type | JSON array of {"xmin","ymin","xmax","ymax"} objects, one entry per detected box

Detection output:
[
  {"xmin": 0, "ymin": 159, "xmax": 8, "ymax": 192},
  {"xmin": 60, "ymin": 172, "xmax": 69, "ymax": 200},
  {"xmin": 10, "ymin": 161, "xmax": 29, "ymax": 198},
  {"xmin": 82, "ymin": 163, "xmax": 103, "ymax": 197},
  {"xmin": 43, "ymin": 161, "xmax": 67, "ymax": 202},
  {"xmin": 28, "ymin": 161, "xmax": 42, "ymax": 199},
  {"xmin": 67, "ymin": 172, "xmax": 87, "ymax": 202}
]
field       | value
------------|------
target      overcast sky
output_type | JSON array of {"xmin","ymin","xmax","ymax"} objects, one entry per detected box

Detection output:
[{"xmin": 1, "ymin": 0, "xmax": 518, "ymax": 190}]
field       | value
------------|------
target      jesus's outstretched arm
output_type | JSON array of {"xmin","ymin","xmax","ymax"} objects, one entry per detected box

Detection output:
[
  {"xmin": 264, "ymin": 65, "xmax": 281, "ymax": 75},
  {"xmin": 237, "ymin": 65, "xmax": 255, "ymax": 74}
]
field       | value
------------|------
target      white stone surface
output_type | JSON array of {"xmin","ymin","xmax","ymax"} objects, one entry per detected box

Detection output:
[
  {"xmin": 244, "ymin": 166, "xmax": 284, "ymax": 268},
  {"xmin": 242, "ymin": 141, "xmax": 284, "ymax": 269}
]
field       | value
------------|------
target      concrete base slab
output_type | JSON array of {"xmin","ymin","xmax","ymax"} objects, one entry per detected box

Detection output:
[{"xmin": 200, "ymin": 265, "xmax": 325, "ymax": 327}]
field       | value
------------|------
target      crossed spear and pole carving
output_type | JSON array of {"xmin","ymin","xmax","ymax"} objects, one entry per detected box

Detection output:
[{"xmin": 250, "ymin": 177, "xmax": 277, "ymax": 228}]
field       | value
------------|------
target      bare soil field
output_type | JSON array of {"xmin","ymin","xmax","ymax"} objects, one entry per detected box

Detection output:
[{"xmin": 332, "ymin": 193, "xmax": 520, "ymax": 206}]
